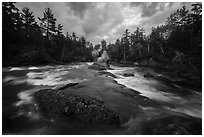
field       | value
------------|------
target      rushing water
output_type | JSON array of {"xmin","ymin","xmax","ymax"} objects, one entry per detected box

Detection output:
[
  {"xmin": 2, "ymin": 62, "xmax": 202, "ymax": 134},
  {"xmin": 107, "ymin": 65, "xmax": 202, "ymax": 118}
]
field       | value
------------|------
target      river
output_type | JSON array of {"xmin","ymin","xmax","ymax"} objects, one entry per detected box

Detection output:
[{"xmin": 2, "ymin": 62, "xmax": 202, "ymax": 134}]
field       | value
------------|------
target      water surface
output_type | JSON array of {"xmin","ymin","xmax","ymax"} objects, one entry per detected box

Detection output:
[{"xmin": 2, "ymin": 62, "xmax": 202, "ymax": 134}]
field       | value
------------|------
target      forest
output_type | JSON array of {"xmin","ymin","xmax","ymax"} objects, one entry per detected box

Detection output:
[
  {"xmin": 2, "ymin": 2, "xmax": 202, "ymax": 76},
  {"xmin": 2, "ymin": 2, "xmax": 202, "ymax": 135},
  {"xmin": 2, "ymin": 2, "xmax": 94, "ymax": 67}
]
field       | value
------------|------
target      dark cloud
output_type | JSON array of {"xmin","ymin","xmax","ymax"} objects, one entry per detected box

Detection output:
[
  {"xmin": 65, "ymin": 2, "xmax": 94, "ymax": 18},
  {"xmin": 130, "ymin": 2, "xmax": 174, "ymax": 17}
]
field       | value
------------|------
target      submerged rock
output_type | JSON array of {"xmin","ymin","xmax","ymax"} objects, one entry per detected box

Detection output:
[
  {"xmin": 88, "ymin": 63, "xmax": 107, "ymax": 70},
  {"xmin": 123, "ymin": 73, "xmax": 134, "ymax": 77},
  {"xmin": 33, "ymin": 89, "xmax": 120, "ymax": 125},
  {"xmin": 98, "ymin": 71, "xmax": 117, "ymax": 78}
]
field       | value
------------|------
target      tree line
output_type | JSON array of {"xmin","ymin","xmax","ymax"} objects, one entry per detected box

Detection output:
[
  {"xmin": 2, "ymin": 2, "xmax": 202, "ymax": 72},
  {"xmin": 2, "ymin": 2, "xmax": 94, "ymax": 67},
  {"xmin": 105, "ymin": 3, "xmax": 201, "ymax": 71}
]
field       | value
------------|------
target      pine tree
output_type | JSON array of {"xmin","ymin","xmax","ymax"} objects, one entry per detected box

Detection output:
[
  {"xmin": 56, "ymin": 24, "xmax": 63, "ymax": 36},
  {"xmin": 122, "ymin": 29, "xmax": 130, "ymax": 60},
  {"xmin": 2, "ymin": 2, "xmax": 23, "ymax": 65},
  {"xmin": 101, "ymin": 39, "xmax": 107, "ymax": 51},
  {"xmin": 38, "ymin": 8, "xmax": 57, "ymax": 39},
  {"xmin": 21, "ymin": 7, "xmax": 37, "ymax": 39}
]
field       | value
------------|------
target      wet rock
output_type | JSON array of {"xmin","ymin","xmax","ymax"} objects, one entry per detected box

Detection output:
[
  {"xmin": 144, "ymin": 115, "xmax": 202, "ymax": 135},
  {"xmin": 57, "ymin": 83, "xmax": 79, "ymax": 90},
  {"xmin": 98, "ymin": 71, "xmax": 117, "ymax": 78},
  {"xmin": 33, "ymin": 89, "xmax": 120, "ymax": 125},
  {"xmin": 158, "ymin": 123, "xmax": 191, "ymax": 135},
  {"xmin": 113, "ymin": 89, "xmax": 160, "ymax": 107},
  {"xmin": 144, "ymin": 72, "xmax": 154, "ymax": 78},
  {"xmin": 123, "ymin": 73, "xmax": 134, "ymax": 77}
]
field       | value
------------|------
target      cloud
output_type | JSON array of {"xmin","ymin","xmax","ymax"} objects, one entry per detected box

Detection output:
[
  {"xmin": 130, "ymin": 2, "xmax": 174, "ymax": 17},
  {"xmin": 14, "ymin": 2, "xmax": 187, "ymax": 45},
  {"xmin": 65, "ymin": 2, "xmax": 94, "ymax": 18},
  {"xmin": 80, "ymin": 3, "xmax": 125, "ymax": 44}
]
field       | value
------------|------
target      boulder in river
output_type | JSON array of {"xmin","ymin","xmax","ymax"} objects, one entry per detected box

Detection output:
[
  {"xmin": 144, "ymin": 72, "xmax": 154, "ymax": 78},
  {"xmin": 123, "ymin": 73, "xmax": 134, "ymax": 77},
  {"xmin": 33, "ymin": 89, "xmax": 120, "ymax": 125}
]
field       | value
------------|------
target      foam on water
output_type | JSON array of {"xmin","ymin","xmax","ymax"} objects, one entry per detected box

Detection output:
[
  {"xmin": 107, "ymin": 67, "xmax": 181, "ymax": 102},
  {"xmin": 15, "ymin": 89, "xmax": 35, "ymax": 106},
  {"xmin": 28, "ymin": 67, "xmax": 40, "ymax": 70},
  {"xmin": 13, "ymin": 64, "xmax": 87, "ymax": 121},
  {"xmin": 3, "ymin": 76, "xmax": 19, "ymax": 83},
  {"xmin": 3, "ymin": 76, "xmax": 26, "ymax": 85},
  {"xmin": 86, "ymin": 62, "xmax": 94, "ymax": 65},
  {"xmin": 10, "ymin": 67, "xmax": 25, "ymax": 71},
  {"xmin": 107, "ymin": 65, "xmax": 202, "ymax": 118},
  {"xmin": 164, "ymin": 106, "xmax": 202, "ymax": 118},
  {"xmin": 26, "ymin": 70, "xmax": 84, "ymax": 86}
]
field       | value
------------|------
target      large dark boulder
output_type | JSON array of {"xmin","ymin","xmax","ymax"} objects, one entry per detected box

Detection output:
[{"xmin": 33, "ymin": 89, "xmax": 120, "ymax": 125}]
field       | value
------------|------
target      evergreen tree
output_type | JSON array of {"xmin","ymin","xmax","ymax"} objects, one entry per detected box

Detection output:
[
  {"xmin": 38, "ymin": 8, "xmax": 57, "ymax": 39},
  {"xmin": 101, "ymin": 39, "xmax": 107, "ymax": 50},
  {"xmin": 122, "ymin": 29, "xmax": 130, "ymax": 60},
  {"xmin": 56, "ymin": 24, "xmax": 63, "ymax": 36},
  {"xmin": 2, "ymin": 2, "xmax": 23, "ymax": 66}
]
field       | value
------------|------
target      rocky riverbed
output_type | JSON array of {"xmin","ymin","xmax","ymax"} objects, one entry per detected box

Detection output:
[{"xmin": 2, "ymin": 62, "xmax": 202, "ymax": 134}]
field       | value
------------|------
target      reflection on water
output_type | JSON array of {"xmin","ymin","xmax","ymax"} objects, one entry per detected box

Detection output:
[{"xmin": 2, "ymin": 62, "xmax": 202, "ymax": 134}]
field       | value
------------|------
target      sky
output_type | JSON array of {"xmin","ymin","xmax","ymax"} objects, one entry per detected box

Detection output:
[{"xmin": 15, "ymin": 2, "xmax": 193, "ymax": 45}]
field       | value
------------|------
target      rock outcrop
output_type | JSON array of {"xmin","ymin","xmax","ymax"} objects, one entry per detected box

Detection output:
[{"xmin": 34, "ymin": 89, "xmax": 120, "ymax": 125}]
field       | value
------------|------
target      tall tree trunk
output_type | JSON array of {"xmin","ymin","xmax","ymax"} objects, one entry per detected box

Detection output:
[
  {"xmin": 147, "ymin": 44, "xmax": 150, "ymax": 55},
  {"xmin": 123, "ymin": 45, "xmax": 126, "ymax": 60},
  {"xmin": 160, "ymin": 45, "xmax": 165, "ymax": 56},
  {"xmin": 139, "ymin": 49, "xmax": 142, "ymax": 57}
]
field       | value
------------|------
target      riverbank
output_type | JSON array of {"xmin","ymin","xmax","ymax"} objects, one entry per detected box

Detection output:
[{"xmin": 110, "ymin": 60, "xmax": 202, "ymax": 92}]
